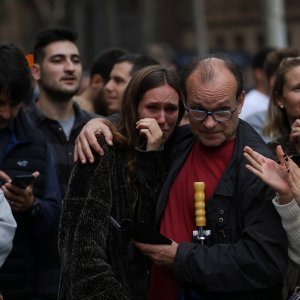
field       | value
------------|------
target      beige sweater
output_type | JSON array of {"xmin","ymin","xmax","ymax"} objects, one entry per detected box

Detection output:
[{"xmin": 273, "ymin": 198, "xmax": 300, "ymax": 265}]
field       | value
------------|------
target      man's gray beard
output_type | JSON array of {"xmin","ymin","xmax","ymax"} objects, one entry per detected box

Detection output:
[{"xmin": 42, "ymin": 85, "xmax": 80, "ymax": 103}]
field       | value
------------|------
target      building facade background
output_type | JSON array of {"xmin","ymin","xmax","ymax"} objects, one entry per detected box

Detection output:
[{"xmin": 0, "ymin": 0, "xmax": 299, "ymax": 89}]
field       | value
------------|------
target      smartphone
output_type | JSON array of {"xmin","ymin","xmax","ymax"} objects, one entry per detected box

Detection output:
[
  {"xmin": 11, "ymin": 174, "xmax": 35, "ymax": 189},
  {"xmin": 127, "ymin": 222, "xmax": 172, "ymax": 245},
  {"xmin": 109, "ymin": 216, "xmax": 172, "ymax": 245}
]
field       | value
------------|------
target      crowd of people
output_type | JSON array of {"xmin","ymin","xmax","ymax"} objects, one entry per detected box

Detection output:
[{"xmin": 0, "ymin": 25, "xmax": 300, "ymax": 300}]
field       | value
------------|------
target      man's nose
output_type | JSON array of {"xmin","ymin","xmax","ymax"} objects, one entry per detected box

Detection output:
[
  {"xmin": 64, "ymin": 59, "xmax": 76, "ymax": 71},
  {"xmin": 202, "ymin": 115, "xmax": 217, "ymax": 128},
  {"xmin": 105, "ymin": 80, "xmax": 114, "ymax": 92}
]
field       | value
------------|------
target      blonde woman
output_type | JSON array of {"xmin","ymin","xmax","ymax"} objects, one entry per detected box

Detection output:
[
  {"xmin": 244, "ymin": 145, "xmax": 300, "ymax": 299},
  {"xmin": 263, "ymin": 57, "xmax": 300, "ymax": 159}
]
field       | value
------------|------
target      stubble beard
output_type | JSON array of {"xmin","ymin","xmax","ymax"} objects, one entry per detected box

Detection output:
[{"xmin": 41, "ymin": 82, "xmax": 80, "ymax": 103}]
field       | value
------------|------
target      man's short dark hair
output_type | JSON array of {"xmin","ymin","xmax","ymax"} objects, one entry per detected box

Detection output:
[
  {"xmin": 33, "ymin": 26, "xmax": 78, "ymax": 63},
  {"xmin": 91, "ymin": 48, "xmax": 128, "ymax": 83},
  {"xmin": 251, "ymin": 47, "xmax": 274, "ymax": 69},
  {"xmin": 0, "ymin": 43, "xmax": 32, "ymax": 105},
  {"xmin": 116, "ymin": 53, "xmax": 159, "ymax": 76}
]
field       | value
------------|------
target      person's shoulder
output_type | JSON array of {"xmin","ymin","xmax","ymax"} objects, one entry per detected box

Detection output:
[
  {"xmin": 73, "ymin": 101, "xmax": 96, "ymax": 120},
  {"xmin": 96, "ymin": 134, "xmax": 110, "ymax": 148},
  {"xmin": 93, "ymin": 134, "xmax": 115, "ymax": 161},
  {"xmin": 13, "ymin": 108, "xmax": 44, "ymax": 140},
  {"xmin": 23, "ymin": 102, "xmax": 41, "ymax": 119},
  {"xmin": 245, "ymin": 110, "xmax": 267, "ymax": 125},
  {"xmin": 240, "ymin": 89, "xmax": 269, "ymax": 119},
  {"xmin": 173, "ymin": 124, "xmax": 193, "ymax": 141},
  {"xmin": 239, "ymin": 119, "xmax": 274, "ymax": 158},
  {"xmin": 245, "ymin": 89, "xmax": 269, "ymax": 101}
]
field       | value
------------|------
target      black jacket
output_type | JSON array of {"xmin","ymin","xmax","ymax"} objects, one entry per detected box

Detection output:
[
  {"xmin": 58, "ymin": 136, "xmax": 165, "ymax": 300},
  {"xmin": 156, "ymin": 120, "xmax": 288, "ymax": 300}
]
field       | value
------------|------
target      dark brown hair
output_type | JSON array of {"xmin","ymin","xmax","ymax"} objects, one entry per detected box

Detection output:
[{"xmin": 113, "ymin": 65, "xmax": 184, "ymax": 198}]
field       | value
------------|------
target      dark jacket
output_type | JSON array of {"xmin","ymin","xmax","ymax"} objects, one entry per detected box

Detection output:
[
  {"xmin": 25, "ymin": 102, "xmax": 95, "ymax": 298},
  {"xmin": 156, "ymin": 120, "xmax": 288, "ymax": 300},
  {"xmin": 26, "ymin": 102, "xmax": 95, "ymax": 197},
  {"xmin": 0, "ymin": 110, "xmax": 61, "ymax": 300},
  {"xmin": 58, "ymin": 136, "xmax": 164, "ymax": 300}
]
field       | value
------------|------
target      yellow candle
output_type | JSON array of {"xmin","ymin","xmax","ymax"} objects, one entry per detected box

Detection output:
[{"xmin": 194, "ymin": 182, "xmax": 206, "ymax": 227}]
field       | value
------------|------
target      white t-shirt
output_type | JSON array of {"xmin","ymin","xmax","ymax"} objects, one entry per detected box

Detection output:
[{"xmin": 240, "ymin": 89, "xmax": 269, "ymax": 120}]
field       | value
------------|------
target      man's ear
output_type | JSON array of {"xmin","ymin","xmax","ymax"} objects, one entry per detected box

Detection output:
[
  {"xmin": 237, "ymin": 90, "xmax": 245, "ymax": 114},
  {"xmin": 31, "ymin": 63, "xmax": 41, "ymax": 81},
  {"xmin": 90, "ymin": 74, "xmax": 103, "ymax": 88}
]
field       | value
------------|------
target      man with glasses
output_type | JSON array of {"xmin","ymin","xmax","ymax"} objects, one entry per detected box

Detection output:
[
  {"xmin": 134, "ymin": 55, "xmax": 288, "ymax": 299},
  {"xmin": 72, "ymin": 54, "xmax": 288, "ymax": 299}
]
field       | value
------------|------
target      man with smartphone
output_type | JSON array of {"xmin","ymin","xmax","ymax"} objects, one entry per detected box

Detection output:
[{"xmin": 0, "ymin": 43, "xmax": 61, "ymax": 300}]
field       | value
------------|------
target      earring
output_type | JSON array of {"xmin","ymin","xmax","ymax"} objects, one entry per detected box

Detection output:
[{"xmin": 280, "ymin": 105, "xmax": 284, "ymax": 108}]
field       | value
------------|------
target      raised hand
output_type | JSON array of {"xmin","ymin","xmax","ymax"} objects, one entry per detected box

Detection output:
[
  {"xmin": 243, "ymin": 146, "xmax": 291, "ymax": 196},
  {"xmin": 284, "ymin": 154, "xmax": 300, "ymax": 205},
  {"xmin": 136, "ymin": 118, "xmax": 163, "ymax": 151}
]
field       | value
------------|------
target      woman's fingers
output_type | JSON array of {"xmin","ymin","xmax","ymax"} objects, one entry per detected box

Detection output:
[
  {"xmin": 243, "ymin": 146, "xmax": 264, "ymax": 172},
  {"xmin": 137, "ymin": 118, "xmax": 163, "ymax": 150}
]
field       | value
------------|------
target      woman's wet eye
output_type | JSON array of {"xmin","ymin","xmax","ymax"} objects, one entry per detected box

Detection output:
[{"xmin": 146, "ymin": 106, "xmax": 157, "ymax": 111}]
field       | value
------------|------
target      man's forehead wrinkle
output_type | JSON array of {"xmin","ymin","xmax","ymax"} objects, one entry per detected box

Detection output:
[{"xmin": 188, "ymin": 84, "xmax": 235, "ymax": 104}]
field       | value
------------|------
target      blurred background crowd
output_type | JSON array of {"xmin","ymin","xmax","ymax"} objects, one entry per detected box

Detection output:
[{"xmin": 0, "ymin": 0, "xmax": 299, "ymax": 89}]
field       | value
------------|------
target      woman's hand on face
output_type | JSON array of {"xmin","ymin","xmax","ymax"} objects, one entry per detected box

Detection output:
[
  {"xmin": 243, "ymin": 146, "xmax": 291, "ymax": 195},
  {"xmin": 290, "ymin": 119, "xmax": 300, "ymax": 148},
  {"xmin": 136, "ymin": 118, "xmax": 163, "ymax": 151}
]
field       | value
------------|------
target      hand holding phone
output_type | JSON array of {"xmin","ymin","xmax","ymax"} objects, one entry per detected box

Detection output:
[
  {"xmin": 109, "ymin": 216, "xmax": 172, "ymax": 245},
  {"xmin": 127, "ymin": 222, "xmax": 172, "ymax": 245},
  {"xmin": 11, "ymin": 174, "xmax": 35, "ymax": 189}
]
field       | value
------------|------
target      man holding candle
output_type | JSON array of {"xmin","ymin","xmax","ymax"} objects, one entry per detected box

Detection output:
[{"xmin": 134, "ymin": 55, "xmax": 288, "ymax": 300}]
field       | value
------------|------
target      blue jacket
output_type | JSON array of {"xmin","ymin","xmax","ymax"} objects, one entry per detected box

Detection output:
[{"xmin": 0, "ymin": 109, "xmax": 61, "ymax": 300}]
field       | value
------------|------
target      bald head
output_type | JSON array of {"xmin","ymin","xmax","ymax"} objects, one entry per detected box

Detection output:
[{"xmin": 181, "ymin": 55, "xmax": 244, "ymax": 101}]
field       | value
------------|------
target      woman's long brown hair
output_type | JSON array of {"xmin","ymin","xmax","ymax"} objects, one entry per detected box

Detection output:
[{"xmin": 113, "ymin": 65, "xmax": 184, "ymax": 201}]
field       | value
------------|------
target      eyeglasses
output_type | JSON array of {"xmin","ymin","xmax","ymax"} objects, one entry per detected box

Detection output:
[{"xmin": 185, "ymin": 106, "xmax": 237, "ymax": 122}]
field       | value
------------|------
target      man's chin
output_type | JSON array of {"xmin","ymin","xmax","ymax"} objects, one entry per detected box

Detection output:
[
  {"xmin": 197, "ymin": 135, "xmax": 225, "ymax": 148},
  {"xmin": 43, "ymin": 85, "xmax": 80, "ymax": 101},
  {"xmin": 106, "ymin": 104, "xmax": 120, "ymax": 115}
]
